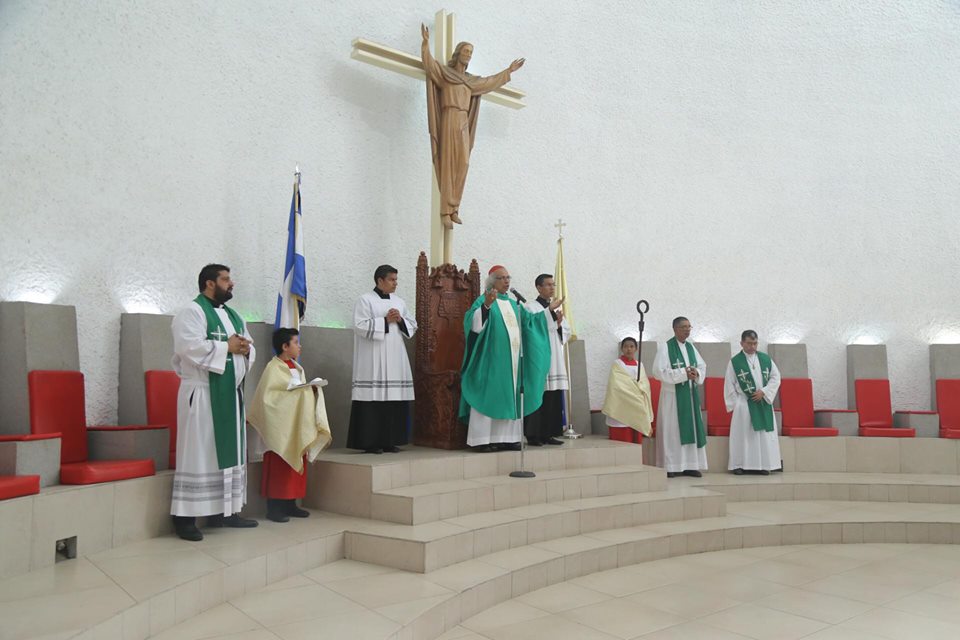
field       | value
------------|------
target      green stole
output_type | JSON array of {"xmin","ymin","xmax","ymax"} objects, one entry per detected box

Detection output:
[
  {"xmin": 459, "ymin": 294, "xmax": 551, "ymax": 421},
  {"xmin": 730, "ymin": 350, "xmax": 775, "ymax": 432},
  {"xmin": 194, "ymin": 294, "xmax": 246, "ymax": 469},
  {"xmin": 666, "ymin": 337, "xmax": 706, "ymax": 448}
]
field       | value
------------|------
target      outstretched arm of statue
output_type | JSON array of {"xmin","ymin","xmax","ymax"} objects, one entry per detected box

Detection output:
[
  {"xmin": 420, "ymin": 24, "xmax": 443, "ymax": 82},
  {"xmin": 508, "ymin": 58, "xmax": 525, "ymax": 73}
]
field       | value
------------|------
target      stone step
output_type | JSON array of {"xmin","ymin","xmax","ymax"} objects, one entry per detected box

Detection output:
[
  {"xmin": 370, "ymin": 464, "xmax": 667, "ymax": 525},
  {"xmin": 344, "ymin": 485, "xmax": 725, "ymax": 573},
  {"xmin": 307, "ymin": 436, "xmax": 647, "ymax": 519}
]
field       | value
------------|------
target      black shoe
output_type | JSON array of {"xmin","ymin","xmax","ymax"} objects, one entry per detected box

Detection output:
[
  {"xmin": 364, "ymin": 448, "xmax": 383, "ymax": 455},
  {"xmin": 526, "ymin": 438, "xmax": 543, "ymax": 447},
  {"xmin": 383, "ymin": 446, "xmax": 401, "ymax": 453},
  {"xmin": 544, "ymin": 437, "xmax": 564, "ymax": 445},
  {"xmin": 208, "ymin": 513, "xmax": 259, "ymax": 528},
  {"xmin": 667, "ymin": 472, "xmax": 680, "ymax": 478},
  {"xmin": 266, "ymin": 499, "xmax": 290, "ymax": 523},
  {"xmin": 473, "ymin": 444, "xmax": 496, "ymax": 453},
  {"xmin": 285, "ymin": 500, "xmax": 310, "ymax": 518},
  {"xmin": 758, "ymin": 470, "xmax": 770, "ymax": 476},
  {"xmin": 173, "ymin": 516, "xmax": 203, "ymax": 541},
  {"xmin": 683, "ymin": 470, "xmax": 702, "ymax": 478},
  {"xmin": 732, "ymin": 468, "xmax": 744, "ymax": 475},
  {"xmin": 500, "ymin": 442, "xmax": 522, "ymax": 451}
]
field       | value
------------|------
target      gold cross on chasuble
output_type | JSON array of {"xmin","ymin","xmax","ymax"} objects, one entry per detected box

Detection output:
[{"xmin": 352, "ymin": 9, "xmax": 526, "ymax": 265}]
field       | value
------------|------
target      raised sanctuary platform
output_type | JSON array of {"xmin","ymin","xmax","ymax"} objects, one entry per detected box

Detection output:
[{"xmin": 6, "ymin": 437, "xmax": 960, "ymax": 639}]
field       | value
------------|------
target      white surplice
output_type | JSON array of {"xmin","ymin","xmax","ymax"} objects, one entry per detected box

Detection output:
[
  {"xmin": 466, "ymin": 298, "xmax": 528, "ymax": 446},
  {"xmin": 170, "ymin": 301, "xmax": 255, "ymax": 517},
  {"xmin": 524, "ymin": 298, "xmax": 571, "ymax": 391},
  {"xmin": 351, "ymin": 290, "xmax": 417, "ymax": 402},
  {"xmin": 725, "ymin": 352, "xmax": 782, "ymax": 471},
  {"xmin": 654, "ymin": 340, "xmax": 708, "ymax": 472}
]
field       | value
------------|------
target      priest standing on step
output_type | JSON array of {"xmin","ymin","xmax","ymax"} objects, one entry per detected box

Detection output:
[
  {"xmin": 654, "ymin": 316, "xmax": 708, "ymax": 478},
  {"xmin": 170, "ymin": 264, "xmax": 258, "ymax": 541},
  {"xmin": 460, "ymin": 265, "xmax": 557, "ymax": 452},
  {"xmin": 347, "ymin": 265, "xmax": 417, "ymax": 454},
  {"xmin": 724, "ymin": 330, "xmax": 782, "ymax": 475},
  {"xmin": 523, "ymin": 274, "xmax": 570, "ymax": 446}
]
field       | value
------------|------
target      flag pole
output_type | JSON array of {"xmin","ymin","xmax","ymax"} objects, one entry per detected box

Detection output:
[{"xmin": 555, "ymin": 220, "xmax": 582, "ymax": 440}]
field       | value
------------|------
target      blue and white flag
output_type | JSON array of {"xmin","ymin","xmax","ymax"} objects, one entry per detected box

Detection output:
[{"xmin": 275, "ymin": 176, "xmax": 307, "ymax": 329}]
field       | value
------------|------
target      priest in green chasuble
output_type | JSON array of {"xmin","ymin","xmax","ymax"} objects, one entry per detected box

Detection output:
[
  {"xmin": 654, "ymin": 316, "xmax": 708, "ymax": 478},
  {"xmin": 724, "ymin": 330, "xmax": 781, "ymax": 474},
  {"xmin": 460, "ymin": 265, "xmax": 557, "ymax": 451}
]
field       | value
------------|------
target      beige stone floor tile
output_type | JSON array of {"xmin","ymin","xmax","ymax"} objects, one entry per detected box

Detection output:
[
  {"xmin": 268, "ymin": 609, "xmax": 399, "ymax": 640},
  {"xmin": 478, "ymin": 545, "xmax": 560, "ymax": 570},
  {"xmin": 303, "ymin": 559, "xmax": 398, "ymax": 584},
  {"xmin": 516, "ymin": 581, "xmax": 613, "ymax": 613},
  {"xmin": 479, "ymin": 614, "xmax": 621, "ymax": 640},
  {"xmin": 570, "ymin": 565, "xmax": 677, "ymax": 597},
  {"xmin": 733, "ymin": 557, "xmax": 838, "ymax": 586},
  {"xmin": 625, "ymin": 583, "xmax": 742, "ymax": 618},
  {"xmin": 461, "ymin": 599, "xmax": 553, "ymax": 632},
  {"xmin": 230, "ymin": 582, "xmax": 365, "ymax": 627},
  {"xmin": 259, "ymin": 574, "xmax": 314, "ymax": 592},
  {"xmin": 150, "ymin": 603, "xmax": 260, "ymax": 640},
  {"xmin": 321, "ymin": 571, "xmax": 453, "ymax": 609},
  {"xmin": 205, "ymin": 631, "xmax": 282, "ymax": 640},
  {"xmin": 697, "ymin": 602, "xmax": 829, "ymax": 639},
  {"xmin": 435, "ymin": 626, "xmax": 486, "ymax": 640},
  {"xmin": 812, "ymin": 543, "xmax": 913, "ymax": 562},
  {"xmin": 799, "ymin": 570, "xmax": 928, "ymax": 606},
  {"xmin": 0, "ymin": 557, "xmax": 113, "ymax": 604},
  {"xmin": 677, "ymin": 572, "xmax": 791, "ymax": 602},
  {"xmin": 635, "ymin": 620, "xmax": 755, "ymax": 639},
  {"xmin": 0, "ymin": 584, "xmax": 134, "ymax": 640},
  {"xmin": 884, "ymin": 590, "xmax": 960, "ymax": 625},
  {"xmin": 842, "ymin": 606, "xmax": 960, "ymax": 640},
  {"xmin": 424, "ymin": 559, "xmax": 510, "ymax": 592},
  {"xmin": 375, "ymin": 593, "xmax": 450, "ymax": 625},
  {"xmin": 91, "ymin": 547, "xmax": 226, "ymax": 600},
  {"xmin": 753, "ymin": 587, "xmax": 875, "ymax": 624},
  {"xmin": 795, "ymin": 627, "xmax": 891, "ymax": 640},
  {"xmin": 668, "ymin": 548, "xmax": 765, "ymax": 572},
  {"xmin": 560, "ymin": 598, "xmax": 686, "ymax": 639},
  {"xmin": 924, "ymin": 577, "xmax": 960, "ymax": 599},
  {"xmin": 530, "ymin": 535, "xmax": 610, "ymax": 555}
]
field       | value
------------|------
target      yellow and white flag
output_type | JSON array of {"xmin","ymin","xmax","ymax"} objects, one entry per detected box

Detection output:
[{"xmin": 555, "ymin": 234, "xmax": 576, "ymax": 339}]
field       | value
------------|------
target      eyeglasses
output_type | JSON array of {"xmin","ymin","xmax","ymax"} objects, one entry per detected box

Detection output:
[{"xmin": 495, "ymin": 275, "xmax": 511, "ymax": 281}]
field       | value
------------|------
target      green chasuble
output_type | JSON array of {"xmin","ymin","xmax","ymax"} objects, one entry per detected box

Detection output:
[
  {"xmin": 730, "ymin": 350, "xmax": 775, "ymax": 432},
  {"xmin": 459, "ymin": 294, "xmax": 551, "ymax": 421},
  {"xmin": 194, "ymin": 294, "xmax": 247, "ymax": 469},
  {"xmin": 666, "ymin": 337, "xmax": 707, "ymax": 448}
]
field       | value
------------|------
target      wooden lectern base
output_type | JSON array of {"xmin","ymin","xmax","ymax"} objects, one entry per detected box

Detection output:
[{"xmin": 413, "ymin": 252, "xmax": 480, "ymax": 449}]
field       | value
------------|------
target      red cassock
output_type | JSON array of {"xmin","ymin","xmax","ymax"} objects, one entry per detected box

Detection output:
[{"xmin": 260, "ymin": 451, "xmax": 307, "ymax": 499}]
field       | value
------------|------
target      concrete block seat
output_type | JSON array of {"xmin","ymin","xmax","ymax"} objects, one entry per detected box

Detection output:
[
  {"xmin": 0, "ymin": 432, "xmax": 62, "ymax": 486},
  {"xmin": 145, "ymin": 369, "xmax": 180, "ymax": 468},
  {"xmin": 778, "ymin": 378, "xmax": 839, "ymax": 436},
  {"xmin": 704, "ymin": 377, "xmax": 731, "ymax": 437},
  {"xmin": 0, "ymin": 474, "xmax": 40, "ymax": 500},
  {"xmin": 854, "ymin": 379, "xmax": 916, "ymax": 437},
  {"xmin": 936, "ymin": 379, "xmax": 960, "ymax": 439},
  {"xmin": 28, "ymin": 370, "xmax": 159, "ymax": 484}
]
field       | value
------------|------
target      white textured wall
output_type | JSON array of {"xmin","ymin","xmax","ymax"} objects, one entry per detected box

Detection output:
[{"xmin": 2, "ymin": 0, "xmax": 958, "ymax": 423}]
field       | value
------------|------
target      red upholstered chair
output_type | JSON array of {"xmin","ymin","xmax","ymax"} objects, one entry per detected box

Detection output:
[
  {"xmin": 0, "ymin": 475, "xmax": 40, "ymax": 500},
  {"xmin": 145, "ymin": 370, "xmax": 180, "ymax": 468},
  {"xmin": 936, "ymin": 379, "xmax": 960, "ymax": 439},
  {"xmin": 779, "ymin": 378, "xmax": 839, "ymax": 436},
  {"xmin": 704, "ymin": 377, "xmax": 731, "ymax": 436},
  {"xmin": 854, "ymin": 379, "xmax": 915, "ymax": 437},
  {"xmin": 28, "ymin": 371, "xmax": 157, "ymax": 484}
]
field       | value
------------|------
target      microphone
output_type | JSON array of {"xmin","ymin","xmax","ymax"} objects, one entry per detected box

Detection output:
[{"xmin": 510, "ymin": 288, "xmax": 527, "ymax": 303}]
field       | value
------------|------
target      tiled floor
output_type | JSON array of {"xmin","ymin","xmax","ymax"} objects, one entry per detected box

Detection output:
[{"xmin": 446, "ymin": 544, "xmax": 960, "ymax": 640}]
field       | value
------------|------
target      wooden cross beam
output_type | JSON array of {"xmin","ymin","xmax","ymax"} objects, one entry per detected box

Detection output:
[{"xmin": 352, "ymin": 9, "xmax": 527, "ymax": 265}]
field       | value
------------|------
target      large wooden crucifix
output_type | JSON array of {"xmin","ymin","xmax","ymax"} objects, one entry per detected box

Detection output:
[{"xmin": 352, "ymin": 9, "xmax": 526, "ymax": 266}]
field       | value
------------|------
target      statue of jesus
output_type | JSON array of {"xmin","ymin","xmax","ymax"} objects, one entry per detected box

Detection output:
[{"xmin": 421, "ymin": 24, "xmax": 525, "ymax": 230}]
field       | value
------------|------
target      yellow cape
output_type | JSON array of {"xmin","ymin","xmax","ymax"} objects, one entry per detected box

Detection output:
[
  {"xmin": 601, "ymin": 361, "xmax": 653, "ymax": 436},
  {"xmin": 247, "ymin": 357, "xmax": 332, "ymax": 472}
]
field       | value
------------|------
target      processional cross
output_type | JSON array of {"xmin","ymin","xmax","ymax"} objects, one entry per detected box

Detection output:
[{"xmin": 352, "ymin": 9, "xmax": 526, "ymax": 265}]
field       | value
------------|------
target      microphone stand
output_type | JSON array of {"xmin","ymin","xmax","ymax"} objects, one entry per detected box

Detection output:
[{"xmin": 509, "ymin": 291, "xmax": 535, "ymax": 479}]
